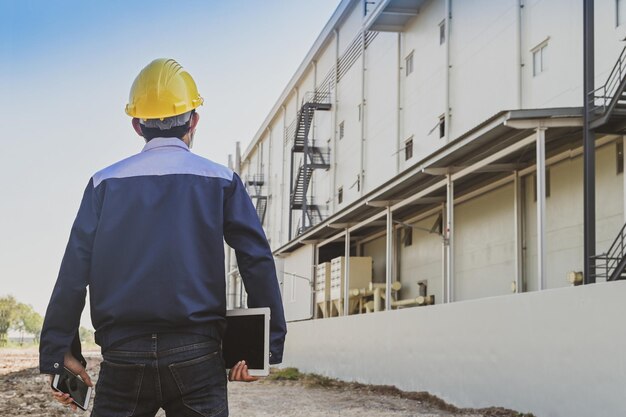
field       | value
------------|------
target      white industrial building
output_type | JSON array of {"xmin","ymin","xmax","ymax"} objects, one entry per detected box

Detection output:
[{"xmin": 226, "ymin": 1, "xmax": 626, "ymax": 416}]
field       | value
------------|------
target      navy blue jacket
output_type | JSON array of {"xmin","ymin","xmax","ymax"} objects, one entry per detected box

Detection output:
[{"xmin": 40, "ymin": 137, "xmax": 286, "ymax": 374}]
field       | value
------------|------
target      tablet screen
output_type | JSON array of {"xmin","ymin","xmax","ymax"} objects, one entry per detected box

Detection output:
[{"xmin": 222, "ymin": 314, "xmax": 265, "ymax": 370}]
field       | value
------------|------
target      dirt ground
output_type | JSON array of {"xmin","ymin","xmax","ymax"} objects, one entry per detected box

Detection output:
[{"xmin": 0, "ymin": 348, "xmax": 531, "ymax": 417}]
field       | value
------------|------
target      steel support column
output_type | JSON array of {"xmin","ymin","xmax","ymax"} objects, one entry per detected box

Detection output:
[
  {"xmin": 343, "ymin": 228, "xmax": 351, "ymax": 316},
  {"xmin": 536, "ymin": 127, "xmax": 547, "ymax": 290},
  {"xmin": 385, "ymin": 206, "xmax": 393, "ymax": 311},
  {"xmin": 445, "ymin": 175, "xmax": 454, "ymax": 303},
  {"xmin": 583, "ymin": 0, "xmax": 596, "ymax": 284},
  {"xmin": 514, "ymin": 171, "xmax": 523, "ymax": 293}
]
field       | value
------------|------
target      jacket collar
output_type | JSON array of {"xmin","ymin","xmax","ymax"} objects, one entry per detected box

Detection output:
[{"xmin": 142, "ymin": 137, "xmax": 189, "ymax": 153}]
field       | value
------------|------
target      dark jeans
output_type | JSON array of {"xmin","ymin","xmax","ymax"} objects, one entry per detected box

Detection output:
[{"xmin": 91, "ymin": 332, "xmax": 228, "ymax": 417}]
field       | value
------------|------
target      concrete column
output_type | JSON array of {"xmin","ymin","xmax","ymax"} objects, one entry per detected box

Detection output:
[
  {"xmin": 344, "ymin": 228, "xmax": 351, "ymax": 316},
  {"xmin": 536, "ymin": 127, "xmax": 547, "ymax": 290},
  {"xmin": 385, "ymin": 206, "xmax": 394, "ymax": 311}
]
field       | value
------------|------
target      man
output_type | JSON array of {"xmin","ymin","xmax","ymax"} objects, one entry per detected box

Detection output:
[{"xmin": 40, "ymin": 58, "xmax": 287, "ymax": 416}]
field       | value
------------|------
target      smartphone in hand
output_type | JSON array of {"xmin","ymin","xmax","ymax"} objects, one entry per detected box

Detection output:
[{"xmin": 51, "ymin": 367, "xmax": 92, "ymax": 411}]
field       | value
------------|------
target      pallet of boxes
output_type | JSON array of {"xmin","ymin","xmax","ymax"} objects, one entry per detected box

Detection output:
[{"xmin": 315, "ymin": 256, "xmax": 373, "ymax": 317}]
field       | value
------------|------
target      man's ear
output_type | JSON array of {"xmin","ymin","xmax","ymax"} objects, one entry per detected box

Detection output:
[
  {"xmin": 190, "ymin": 112, "xmax": 200, "ymax": 132},
  {"xmin": 132, "ymin": 118, "xmax": 143, "ymax": 137}
]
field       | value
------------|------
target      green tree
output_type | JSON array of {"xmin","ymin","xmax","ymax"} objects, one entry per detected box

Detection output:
[
  {"xmin": 79, "ymin": 326, "xmax": 95, "ymax": 344},
  {"xmin": 0, "ymin": 296, "xmax": 18, "ymax": 346},
  {"xmin": 12, "ymin": 303, "xmax": 44, "ymax": 344}
]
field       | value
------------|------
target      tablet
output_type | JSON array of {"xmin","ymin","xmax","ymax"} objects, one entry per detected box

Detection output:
[{"xmin": 223, "ymin": 307, "xmax": 270, "ymax": 377}]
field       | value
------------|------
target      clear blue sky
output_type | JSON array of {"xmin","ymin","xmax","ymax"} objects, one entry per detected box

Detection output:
[{"xmin": 0, "ymin": 0, "xmax": 340, "ymax": 327}]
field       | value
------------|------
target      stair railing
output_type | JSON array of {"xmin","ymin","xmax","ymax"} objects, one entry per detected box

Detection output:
[
  {"xmin": 593, "ymin": 222, "xmax": 626, "ymax": 281},
  {"xmin": 590, "ymin": 45, "xmax": 626, "ymax": 114}
]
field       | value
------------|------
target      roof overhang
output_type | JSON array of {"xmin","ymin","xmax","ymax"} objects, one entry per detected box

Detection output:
[
  {"xmin": 364, "ymin": 0, "xmax": 426, "ymax": 32},
  {"xmin": 274, "ymin": 107, "xmax": 585, "ymax": 255}
]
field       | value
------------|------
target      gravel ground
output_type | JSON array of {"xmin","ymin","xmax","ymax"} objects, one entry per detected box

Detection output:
[{"xmin": 0, "ymin": 348, "xmax": 530, "ymax": 417}]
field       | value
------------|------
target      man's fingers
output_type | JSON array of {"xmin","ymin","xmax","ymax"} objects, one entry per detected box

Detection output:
[
  {"xmin": 241, "ymin": 364, "xmax": 259, "ymax": 382},
  {"xmin": 232, "ymin": 361, "xmax": 243, "ymax": 381},
  {"xmin": 79, "ymin": 370, "xmax": 93, "ymax": 387}
]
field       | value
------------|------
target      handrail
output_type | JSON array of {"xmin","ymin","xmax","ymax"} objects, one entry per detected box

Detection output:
[
  {"xmin": 589, "ymin": 45, "xmax": 626, "ymax": 113},
  {"xmin": 593, "ymin": 222, "xmax": 626, "ymax": 281}
]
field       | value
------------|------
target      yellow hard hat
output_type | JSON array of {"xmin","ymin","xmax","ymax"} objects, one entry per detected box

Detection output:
[{"xmin": 125, "ymin": 58, "xmax": 204, "ymax": 119}]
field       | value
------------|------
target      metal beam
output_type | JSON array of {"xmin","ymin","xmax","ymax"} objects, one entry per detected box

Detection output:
[
  {"xmin": 536, "ymin": 128, "xmax": 547, "ymax": 290},
  {"xmin": 451, "ymin": 133, "xmax": 536, "ymax": 181},
  {"xmin": 583, "ymin": 0, "xmax": 596, "ymax": 284},
  {"xmin": 504, "ymin": 117, "xmax": 582, "ymax": 129}
]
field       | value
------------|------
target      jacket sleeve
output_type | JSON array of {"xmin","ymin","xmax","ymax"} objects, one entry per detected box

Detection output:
[
  {"xmin": 39, "ymin": 179, "xmax": 100, "ymax": 374},
  {"xmin": 223, "ymin": 173, "xmax": 287, "ymax": 364}
]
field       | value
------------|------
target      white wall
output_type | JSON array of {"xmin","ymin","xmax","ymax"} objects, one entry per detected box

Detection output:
[
  {"xmin": 525, "ymin": 142, "xmax": 624, "ymax": 291},
  {"xmin": 281, "ymin": 245, "xmax": 314, "ymax": 321},
  {"xmin": 282, "ymin": 280, "xmax": 626, "ymax": 417},
  {"xmin": 398, "ymin": 214, "xmax": 444, "ymax": 301},
  {"xmin": 454, "ymin": 184, "xmax": 516, "ymax": 300}
]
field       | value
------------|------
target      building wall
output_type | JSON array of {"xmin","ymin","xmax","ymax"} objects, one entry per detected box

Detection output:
[
  {"xmin": 282, "ymin": 281, "xmax": 626, "ymax": 417},
  {"xmin": 363, "ymin": 32, "xmax": 399, "ymax": 191},
  {"xmin": 450, "ymin": 0, "xmax": 518, "ymax": 137},
  {"xmin": 454, "ymin": 184, "xmax": 516, "ymax": 300},
  {"xmin": 398, "ymin": 213, "xmax": 444, "ymax": 301},
  {"xmin": 524, "ymin": 142, "xmax": 624, "ymax": 291},
  {"xmin": 281, "ymin": 244, "xmax": 314, "ymax": 321}
]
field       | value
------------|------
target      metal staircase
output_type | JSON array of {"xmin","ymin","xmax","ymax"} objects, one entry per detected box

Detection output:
[
  {"xmin": 590, "ymin": 46, "xmax": 626, "ymax": 133},
  {"xmin": 246, "ymin": 174, "xmax": 268, "ymax": 226},
  {"xmin": 288, "ymin": 92, "xmax": 332, "ymax": 238},
  {"xmin": 593, "ymin": 222, "xmax": 626, "ymax": 281}
]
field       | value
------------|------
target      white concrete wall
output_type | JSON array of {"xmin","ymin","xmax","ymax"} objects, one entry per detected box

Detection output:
[
  {"xmin": 454, "ymin": 184, "xmax": 516, "ymax": 300},
  {"xmin": 281, "ymin": 245, "xmax": 314, "ymax": 321},
  {"xmin": 401, "ymin": 0, "xmax": 447, "ymax": 163},
  {"xmin": 282, "ymin": 280, "xmax": 626, "ymax": 417},
  {"xmin": 525, "ymin": 142, "xmax": 624, "ymax": 291},
  {"xmin": 398, "ymin": 214, "xmax": 445, "ymax": 301},
  {"xmin": 361, "ymin": 235, "xmax": 386, "ymax": 283},
  {"xmin": 364, "ymin": 32, "xmax": 399, "ymax": 191}
]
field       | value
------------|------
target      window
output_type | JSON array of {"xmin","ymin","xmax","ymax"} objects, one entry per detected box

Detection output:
[
  {"xmin": 405, "ymin": 137, "xmax": 413, "ymax": 160},
  {"xmin": 533, "ymin": 169, "xmax": 551, "ymax": 201},
  {"xmin": 618, "ymin": 0, "xmax": 626, "ymax": 27},
  {"xmin": 439, "ymin": 20, "xmax": 446, "ymax": 45},
  {"xmin": 403, "ymin": 227, "xmax": 413, "ymax": 247},
  {"xmin": 405, "ymin": 52, "xmax": 414, "ymax": 76},
  {"xmin": 617, "ymin": 138, "xmax": 624, "ymax": 174},
  {"xmin": 532, "ymin": 42, "xmax": 548, "ymax": 76},
  {"xmin": 338, "ymin": 187, "xmax": 344, "ymax": 204},
  {"xmin": 439, "ymin": 115, "xmax": 446, "ymax": 139},
  {"xmin": 339, "ymin": 121, "xmax": 345, "ymax": 139}
]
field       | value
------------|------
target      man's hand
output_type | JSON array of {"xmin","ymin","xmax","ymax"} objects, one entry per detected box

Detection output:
[
  {"xmin": 228, "ymin": 360, "xmax": 259, "ymax": 382},
  {"xmin": 49, "ymin": 352, "xmax": 93, "ymax": 411}
]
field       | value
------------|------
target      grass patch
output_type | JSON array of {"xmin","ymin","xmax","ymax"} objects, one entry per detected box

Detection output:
[
  {"xmin": 266, "ymin": 367, "xmax": 302, "ymax": 381},
  {"xmin": 266, "ymin": 367, "xmax": 535, "ymax": 417}
]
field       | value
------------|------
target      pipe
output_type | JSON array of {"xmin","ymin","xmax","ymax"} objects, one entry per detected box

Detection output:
[
  {"xmin": 360, "ymin": 30, "xmax": 366, "ymax": 195},
  {"xmin": 333, "ymin": 29, "xmax": 340, "ymax": 213},
  {"xmin": 396, "ymin": 32, "xmax": 402, "ymax": 174},
  {"xmin": 444, "ymin": 0, "xmax": 451, "ymax": 142},
  {"xmin": 515, "ymin": 0, "xmax": 523, "ymax": 108}
]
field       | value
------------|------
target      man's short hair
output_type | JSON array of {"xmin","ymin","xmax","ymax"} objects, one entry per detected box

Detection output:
[{"xmin": 139, "ymin": 110, "xmax": 194, "ymax": 141}]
